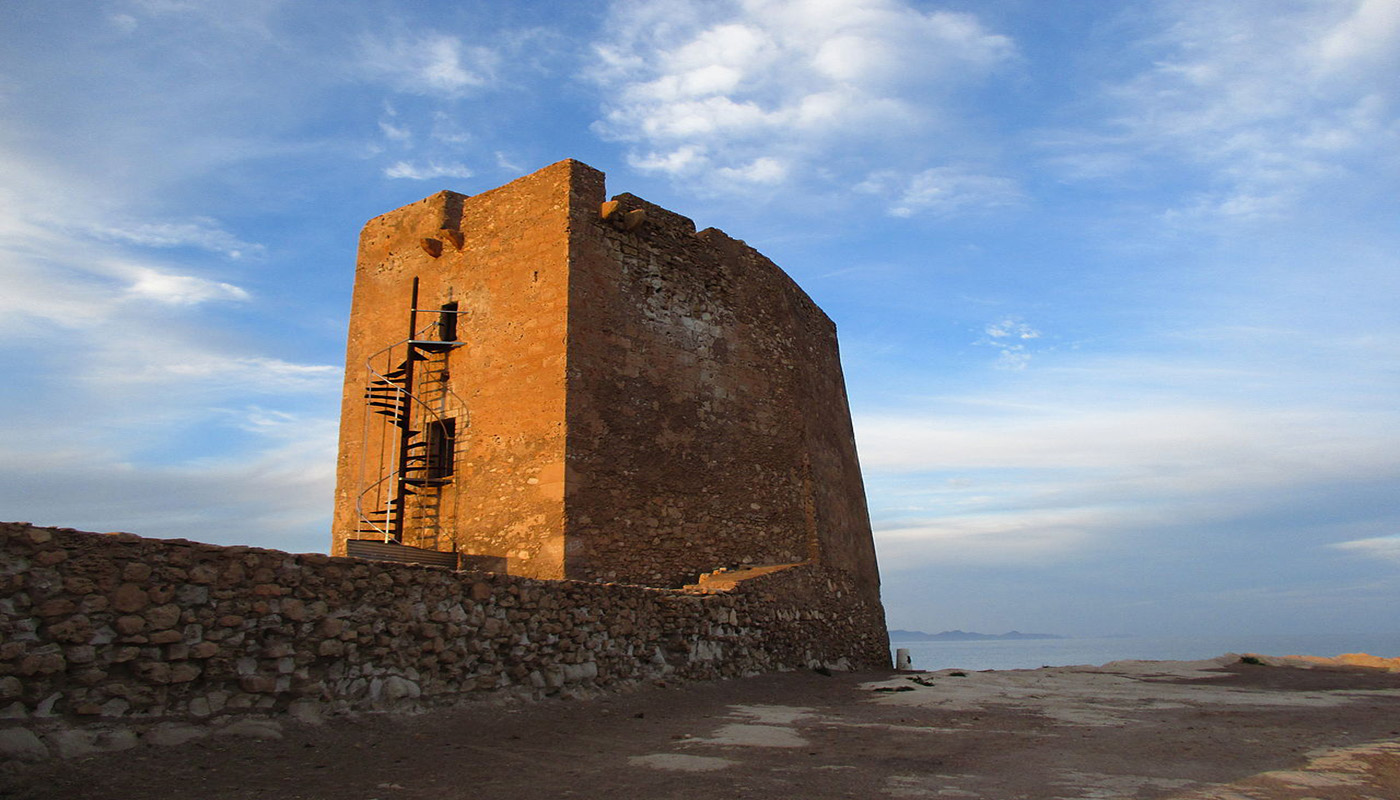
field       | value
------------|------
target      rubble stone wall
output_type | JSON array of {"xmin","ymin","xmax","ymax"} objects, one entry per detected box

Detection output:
[{"xmin": 0, "ymin": 523, "xmax": 889, "ymax": 760}]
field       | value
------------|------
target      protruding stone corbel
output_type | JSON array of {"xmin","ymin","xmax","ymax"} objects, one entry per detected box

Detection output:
[
  {"xmin": 601, "ymin": 200, "xmax": 646, "ymax": 231},
  {"xmin": 439, "ymin": 229, "xmax": 465, "ymax": 250},
  {"xmin": 420, "ymin": 237, "xmax": 443, "ymax": 258}
]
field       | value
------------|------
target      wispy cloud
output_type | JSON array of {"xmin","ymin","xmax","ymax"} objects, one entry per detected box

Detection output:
[
  {"xmin": 973, "ymin": 318, "xmax": 1042, "ymax": 370},
  {"xmin": 379, "ymin": 116, "xmax": 412, "ymax": 142},
  {"xmin": 1051, "ymin": 0, "xmax": 1400, "ymax": 222},
  {"xmin": 123, "ymin": 265, "xmax": 251, "ymax": 305},
  {"xmin": 0, "ymin": 407, "xmax": 337, "ymax": 553},
  {"xmin": 857, "ymin": 166, "xmax": 1024, "ymax": 218},
  {"xmin": 876, "ymin": 508, "xmax": 1100, "ymax": 566},
  {"xmin": 1332, "ymin": 535, "xmax": 1400, "ymax": 563},
  {"xmin": 85, "ymin": 218, "xmax": 264, "ymax": 259},
  {"xmin": 1316, "ymin": 0, "xmax": 1400, "ymax": 72},
  {"xmin": 0, "ymin": 131, "xmax": 336, "ymax": 550},
  {"xmin": 856, "ymin": 345, "xmax": 1400, "ymax": 571},
  {"xmin": 383, "ymin": 160, "xmax": 475, "ymax": 180},
  {"xmin": 360, "ymin": 32, "xmax": 500, "ymax": 97}
]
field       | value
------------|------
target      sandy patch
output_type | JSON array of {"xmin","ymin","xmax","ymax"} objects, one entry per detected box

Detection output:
[
  {"xmin": 883, "ymin": 774, "xmax": 981, "ymax": 798},
  {"xmin": 1262, "ymin": 652, "xmax": 1400, "ymax": 672},
  {"xmin": 685, "ymin": 702, "xmax": 814, "ymax": 747},
  {"xmin": 697, "ymin": 722, "xmax": 808, "ymax": 747},
  {"xmin": 1049, "ymin": 771, "xmax": 1196, "ymax": 799},
  {"xmin": 1164, "ymin": 740, "xmax": 1400, "ymax": 799},
  {"xmin": 628, "ymin": 753, "xmax": 738, "ymax": 772},
  {"xmin": 863, "ymin": 657, "xmax": 1400, "ymax": 728},
  {"xmin": 725, "ymin": 704, "xmax": 814, "ymax": 725}
]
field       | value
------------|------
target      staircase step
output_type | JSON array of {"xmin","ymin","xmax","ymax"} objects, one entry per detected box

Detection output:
[{"xmin": 409, "ymin": 340, "xmax": 462, "ymax": 352}]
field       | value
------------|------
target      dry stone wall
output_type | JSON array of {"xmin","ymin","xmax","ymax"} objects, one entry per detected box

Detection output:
[{"xmin": 0, "ymin": 523, "xmax": 888, "ymax": 761}]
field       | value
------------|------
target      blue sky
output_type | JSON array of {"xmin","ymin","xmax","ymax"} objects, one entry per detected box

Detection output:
[{"xmin": 3, "ymin": 0, "xmax": 1397, "ymax": 639}]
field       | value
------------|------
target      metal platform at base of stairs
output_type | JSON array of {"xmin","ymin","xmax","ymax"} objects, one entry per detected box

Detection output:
[{"xmin": 345, "ymin": 539, "xmax": 460, "ymax": 569}]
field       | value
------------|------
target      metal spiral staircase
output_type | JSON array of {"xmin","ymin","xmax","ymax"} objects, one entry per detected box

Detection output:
[{"xmin": 353, "ymin": 279, "xmax": 467, "ymax": 549}]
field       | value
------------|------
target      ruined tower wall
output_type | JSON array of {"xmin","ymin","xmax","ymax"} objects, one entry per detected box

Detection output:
[
  {"xmin": 695, "ymin": 228, "xmax": 879, "ymax": 597},
  {"xmin": 331, "ymin": 166, "xmax": 575, "ymax": 579},
  {"xmin": 563, "ymin": 170, "xmax": 881, "ymax": 601},
  {"xmin": 334, "ymin": 159, "xmax": 882, "ymax": 611}
]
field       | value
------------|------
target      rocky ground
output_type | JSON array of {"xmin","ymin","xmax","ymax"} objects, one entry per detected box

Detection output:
[{"xmin": 3, "ymin": 654, "xmax": 1399, "ymax": 800}]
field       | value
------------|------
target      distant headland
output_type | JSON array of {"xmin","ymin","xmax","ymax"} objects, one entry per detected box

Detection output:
[{"xmin": 890, "ymin": 629, "xmax": 1067, "ymax": 641}]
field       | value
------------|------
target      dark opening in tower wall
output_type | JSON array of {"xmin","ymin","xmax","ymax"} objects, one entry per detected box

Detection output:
[
  {"xmin": 439, "ymin": 301, "xmax": 459, "ymax": 342},
  {"xmin": 426, "ymin": 418, "xmax": 455, "ymax": 480}
]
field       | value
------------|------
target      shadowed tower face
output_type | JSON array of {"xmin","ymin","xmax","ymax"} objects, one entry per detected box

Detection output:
[{"xmin": 332, "ymin": 159, "xmax": 881, "ymax": 603}]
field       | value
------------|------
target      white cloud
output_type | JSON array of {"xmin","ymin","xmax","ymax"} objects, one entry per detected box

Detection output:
[
  {"xmin": 856, "ymin": 398, "xmax": 1391, "ymax": 479},
  {"xmin": 974, "ymin": 318, "xmax": 1042, "ymax": 369},
  {"xmin": 591, "ymin": 0, "xmax": 1014, "ymax": 191},
  {"xmin": 0, "ymin": 3, "xmax": 374, "ymax": 554},
  {"xmin": 875, "ymin": 508, "xmax": 1101, "ymax": 566},
  {"xmin": 858, "ymin": 167, "xmax": 1024, "ymax": 218},
  {"xmin": 494, "ymin": 151, "xmax": 523, "ymax": 172},
  {"xmin": 0, "ymin": 135, "xmax": 338, "ymax": 549},
  {"xmin": 116, "ymin": 353, "xmax": 339, "ymax": 392},
  {"xmin": 110, "ymin": 0, "xmax": 285, "ymax": 40},
  {"xmin": 379, "ymin": 120, "xmax": 412, "ymax": 141},
  {"xmin": 0, "ymin": 408, "xmax": 337, "ymax": 553},
  {"xmin": 1316, "ymin": 0, "xmax": 1400, "ymax": 74},
  {"xmin": 716, "ymin": 156, "xmax": 788, "ymax": 185},
  {"xmin": 84, "ymin": 218, "xmax": 262, "ymax": 259},
  {"xmin": 1056, "ymin": 0, "xmax": 1400, "ymax": 222},
  {"xmin": 985, "ymin": 320, "xmax": 1041, "ymax": 341},
  {"xmin": 0, "ymin": 165, "xmax": 262, "ymax": 333},
  {"xmin": 628, "ymin": 145, "xmax": 708, "ymax": 175},
  {"xmin": 124, "ymin": 265, "xmax": 251, "ymax": 305},
  {"xmin": 1331, "ymin": 535, "xmax": 1400, "ymax": 563},
  {"xmin": 383, "ymin": 160, "xmax": 475, "ymax": 180},
  {"xmin": 854, "ymin": 339, "xmax": 1400, "ymax": 570},
  {"xmin": 361, "ymin": 33, "xmax": 499, "ymax": 97},
  {"xmin": 429, "ymin": 111, "xmax": 473, "ymax": 145}
]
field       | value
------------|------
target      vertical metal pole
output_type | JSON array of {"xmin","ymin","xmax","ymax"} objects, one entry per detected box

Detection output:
[{"xmin": 392, "ymin": 277, "xmax": 420, "ymax": 543}]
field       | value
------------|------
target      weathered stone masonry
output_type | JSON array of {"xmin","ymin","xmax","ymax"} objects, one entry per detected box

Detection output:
[
  {"xmin": 332, "ymin": 159, "xmax": 883, "ymax": 615},
  {"xmin": 0, "ymin": 523, "xmax": 888, "ymax": 759}
]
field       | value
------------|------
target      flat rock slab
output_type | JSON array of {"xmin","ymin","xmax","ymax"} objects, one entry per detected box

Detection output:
[{"xmin": 3, "ymin": 656, "xmax": 1399, "ymax": 799}]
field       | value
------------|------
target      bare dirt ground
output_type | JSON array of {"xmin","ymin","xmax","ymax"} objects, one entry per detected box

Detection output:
[{"xmin": 3, "ymin": 655, "xmax": 1399, "ymax": 800}]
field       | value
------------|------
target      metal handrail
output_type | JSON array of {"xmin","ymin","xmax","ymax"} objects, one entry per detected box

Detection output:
[{"xmin": 354, "ymin": 321, "xmax": 469, "ymax": 542}]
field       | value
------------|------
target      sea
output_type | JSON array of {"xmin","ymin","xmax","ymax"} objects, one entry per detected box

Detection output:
[{"xmin": 889, "ymin": 633, "xmax": 1400, "ymax": 672}]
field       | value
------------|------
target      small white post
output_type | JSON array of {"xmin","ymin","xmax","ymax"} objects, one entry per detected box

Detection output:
[{"xmin": 895, "ymin": 648, "xmax": 912, "ymax": 670}]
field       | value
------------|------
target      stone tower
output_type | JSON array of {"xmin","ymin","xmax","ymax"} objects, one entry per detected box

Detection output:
[{"xmin": 331, "ymin": 159, "xmax": 881, "ymax": 607}]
